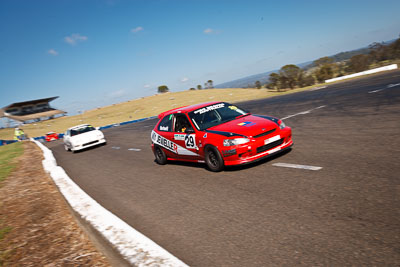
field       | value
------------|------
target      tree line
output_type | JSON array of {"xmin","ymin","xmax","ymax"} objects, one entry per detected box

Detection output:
[
  {"xmin": 258, "ymin": 35, "xmax": 400, "ymax": 91},
  {"xmin": 157, "ymin": 80, "xmax": 214, "ymax": 93}
]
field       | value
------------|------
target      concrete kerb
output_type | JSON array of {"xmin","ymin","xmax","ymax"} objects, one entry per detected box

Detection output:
[
  {"xmin": 32, "ymin": 139, "xmax": 188, "ymax": 266},
  {"xmin": 30, "ymin": 114, "xmax": 189, "ymax": 267}
]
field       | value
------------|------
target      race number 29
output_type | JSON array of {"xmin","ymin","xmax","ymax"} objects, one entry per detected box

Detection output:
[{"xmin": 185, "ymin": 134, "xmax": 196, "ymax": 148}]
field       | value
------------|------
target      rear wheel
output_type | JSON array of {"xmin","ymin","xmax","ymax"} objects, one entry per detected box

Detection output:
[
  {"xmin": 205, "ymin": 146, "xmax": 224, "ymax": 172},
  {"xmin": 154, "ymin": 145, "xmax": 167, "ymax": 165}
]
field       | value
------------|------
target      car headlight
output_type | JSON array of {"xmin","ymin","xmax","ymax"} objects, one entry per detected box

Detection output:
[
  {"xmin": 279, "ymin": 120, "xmax": 286, "ymax": 130},
  {"xmin": 223, "ymin": 138, "xmax": 250, "ymax": 146}
]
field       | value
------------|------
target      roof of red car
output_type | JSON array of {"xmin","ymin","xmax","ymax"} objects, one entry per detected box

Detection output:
[{"xmin": 158, "ymin": 101, "xmax": 221, "ymax": 119}]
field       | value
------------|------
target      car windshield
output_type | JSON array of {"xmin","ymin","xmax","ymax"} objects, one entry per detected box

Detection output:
[
  {"xmin": 70, "ymin": 125, "xmax": 95, "ymax": 136},
  {"xmin": 188, "ymin": 102, "xmax": 249, "ymax": 130}
]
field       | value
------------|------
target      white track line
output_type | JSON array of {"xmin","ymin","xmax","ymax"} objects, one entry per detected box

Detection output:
[
  {"xmin": 281, "ymin": 105, "xmax": 326, "ymax": 120},
  {"xmin": 387, "ymin": 83, "xmax": 400, "ymax": 88},
  {"xmin": 369, "ymin": 83, "xmax": 400, "ymax": 93},
  {"xmin": 128, "ymin": 148, "xmax": 142, "ymax": 151},
  {"xmin": 369, "ymin": 89, "xmax": 384, "ymax": 94},
  {"xmin": 272, "ymin": 163, "xmax": 322, "ymax": 171}
]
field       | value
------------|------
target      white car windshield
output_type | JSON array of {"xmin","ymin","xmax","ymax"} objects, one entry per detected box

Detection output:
[
  {"xmin": 188, "ymin": 102, "xmax": 249, "ymax": 130},
  {"xmin": 70, "ymin": 126, "xmax": 95, "ymax": 136}
]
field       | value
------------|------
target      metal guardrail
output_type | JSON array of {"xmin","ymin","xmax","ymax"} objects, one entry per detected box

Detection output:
[{"xmin": 0, "ymin": 116, "xmax": 158, "ymax": 146}]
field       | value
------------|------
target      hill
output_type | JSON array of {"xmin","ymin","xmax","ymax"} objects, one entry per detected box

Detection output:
[{"xmin": 216, "ymin": 39, "xmax": 396, "ymax": 88}]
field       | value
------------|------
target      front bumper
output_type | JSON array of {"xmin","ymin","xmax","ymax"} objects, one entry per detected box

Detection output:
[
  {"xmin": 221, "ymin": 127, "xmax": 293, "ymax": 166},
  {"xmin": 72, "ymin": 138, "xmax": 106, "ymax": 151}
]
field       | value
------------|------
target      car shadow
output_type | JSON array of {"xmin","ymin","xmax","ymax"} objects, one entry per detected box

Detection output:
[
  {"xmin": 156, "ymin": 148, "xmax": 292, "ymax": 172},
  {"xmin": 70, "ymin": 143, "xmax": 107, "ymax": 153}
]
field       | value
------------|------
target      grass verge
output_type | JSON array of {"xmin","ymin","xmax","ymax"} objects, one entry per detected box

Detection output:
[
  {"xmin": 0, "ymin": 142, "xmax": 23, "ymax": 182},
  {"xmin": 0, "ymin": 142, "xmax": 22, "ymax": 265}
]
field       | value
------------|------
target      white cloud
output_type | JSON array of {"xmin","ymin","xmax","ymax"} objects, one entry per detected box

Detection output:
[
  {"xmin": 48, "ymin": 49, "xmax": 58, "ymax": 56},
  {"xmin": 204, "ymin": 28, "xmax": 221, "ymax": 35},
  {"xmin": 181, "ymin": 77, "xmax": 189, "ymax": 83},
  {"xmin": 64, "ymin": 33, "xmax": 88, "ymax": 45},
  {"xmin": 144, "ymin": 84, "xmax": 151, "ymax": 88},
  {"xmin": 131, "ymin": 26, "xmax": 144, "ymax": 33}
]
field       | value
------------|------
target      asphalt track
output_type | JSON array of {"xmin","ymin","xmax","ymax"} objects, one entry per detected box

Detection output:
[{"xmin": 46, "ymin": 70, "xmax": 400, "ymax": 266}]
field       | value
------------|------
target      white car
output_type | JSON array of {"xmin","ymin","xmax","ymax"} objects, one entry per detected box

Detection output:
[{"xmin": 63, "ymin": 124, "xmax": 106, "ymax": 152}]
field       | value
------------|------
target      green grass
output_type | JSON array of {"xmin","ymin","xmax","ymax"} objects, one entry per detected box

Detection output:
[
  {"xmin": 0, "ymin": 226, "xmax": 11, "ymax": 240},
  {"xmin": 0, "ymin": 142, "xmax": 23, "ymax": 182},
  {"xmin": 0, "ymin": 143, "xmax": 22, "ymax": 266}
]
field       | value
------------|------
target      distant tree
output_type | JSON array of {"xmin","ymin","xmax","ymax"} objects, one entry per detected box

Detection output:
[
  {"xmin": 207, "ymin": 80, "xmax": 214, "ymax": 89},
  {"xmin": 278, "ymin": 75, "xmax": 289, "ymax": 90},
  {"xmin": 255, "ymin": 80, "xmax": 262, "ymax": 89},
  {"xmin": 347, "ymin": 54, "xmax": 370, "ymax": 73},
  {"xmin": 189, "ymin": 87, "xmax": 196, "ymax": 90},
  {"xmin": 279, "ymin": 64, "xmax": 301, "ymax": 89},
  {"xmin": 197, "ymin": 84, "xmax": 202, "ymax": 90},
  {"xmin": 315, "ymin": 65, "xmax": 334, "ymax": 83},
  {"xmin": 300, "ymin": 74, "xmax": 315, "ymax": 87},
  {"xmin": 314, "ymin": 56, "xmax": 334, "ymax": 67},
  {"xmin": 391, "ymin": 36, "xmax": 400, "ymax": 59},
  {"xmin": 157, "ymin": 85, "xmax": 169, "ymax": 93},
  {"xmin": 268, "ymin": 72, "xmax": 280, "ymax": 90}
]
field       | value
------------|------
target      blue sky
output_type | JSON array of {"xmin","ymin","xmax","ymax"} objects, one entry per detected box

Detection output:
[{"xmin": 1, "ymin": 0, "xmax": 399, "ymax": 117}]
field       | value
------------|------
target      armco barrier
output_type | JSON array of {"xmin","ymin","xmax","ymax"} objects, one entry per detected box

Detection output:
[
  {"xmin": 18, "ymin": 115, "xmax": 158, "ymax": 144},
  {"xmin": 0, "ymin": 140, "xmax": 18, "ymax": 146},
  {"xmin": 325, "ymin": 64, "xmax": 398, "ymax": 83},
  {"xmin": 32, "ymin": 139, "xmax": 188, "ymax": 266}
]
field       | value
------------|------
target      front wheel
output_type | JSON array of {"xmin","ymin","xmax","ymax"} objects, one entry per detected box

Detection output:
[
  {"xmin": 64, "ymin": 144, "xmax": 70, "ymax": 151},
  {"xmin": 154, "ymin": 145, "xmax": 167, "ymax": 165},
  {"xmin": 205, "ymin": 146, "xmax": 224, "ymax": 172}
]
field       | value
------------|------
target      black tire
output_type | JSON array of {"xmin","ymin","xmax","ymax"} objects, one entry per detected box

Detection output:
[
  {"xmin": 154, "ymin": 145, "xmax": 167, "ymax": 165},
  {"xmin": 205, "ymin": 146, "xmax": 224, "ymax": 172}
]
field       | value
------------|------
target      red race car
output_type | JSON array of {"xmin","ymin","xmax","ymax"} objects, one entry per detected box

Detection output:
[
  {"xmin": 151, "ymin": 101, "xmax": 293, "ymax": 171},
  {"xmin": 45, "ymin": 131, "xmax": 59, "ymax": 142}
]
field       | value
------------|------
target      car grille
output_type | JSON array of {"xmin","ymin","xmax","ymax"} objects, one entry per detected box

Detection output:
[
  {"xmin": 253, "ymin": 128, "xmax": 276, "ymax": 139},
  {"xmin": 256, "ymin": 138, "xmax": 284, "ymax": 154},
  {"xmin": 83, "ymin": 140, "xmax": 98, "ymax": 147}
]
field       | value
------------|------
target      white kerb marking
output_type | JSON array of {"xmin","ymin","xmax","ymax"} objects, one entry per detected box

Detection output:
[
  {"xmin": 128, "ymin": 148, "xmax": 141, "ymax": 151},
  {"xmin": 272, "ymin": 163, "xmax": 322, "ymax": 171}
]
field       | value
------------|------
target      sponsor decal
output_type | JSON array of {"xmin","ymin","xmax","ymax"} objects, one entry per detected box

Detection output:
[
  {"xmin": 151, "ymin": 131, "xmax": 198, "ymax": 156},
  {"xmin": 267, "ymin": 147, "xmax": 281, "ymax": 154},
  {"xmin": 203, "ymin": 133, "xmax": 207, "ymax": 138},
  {"xmin": 174, "ymin": 134, "xmax": 186, "ymax": 141},
  {"xmin": 222, "ymin": 148, "xmax": 237, "ymax": 157},
  {"xmin": 194, "ymin": 103, "xmax": 225, "ymax": 114},
  {"xmin": 228, "ymin": 105, "xmax": 238, "ymax": 110},
  {"xmin": 152, "ymin": 131, "xmax": 177, "ymax": 153},
  {"xmin": 238, "ymin": 121, "xmax": 256, "ymax": 127},
  {"xmin": 159, "ymin": 126, "xmax": 169, "ymax": 131}
]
